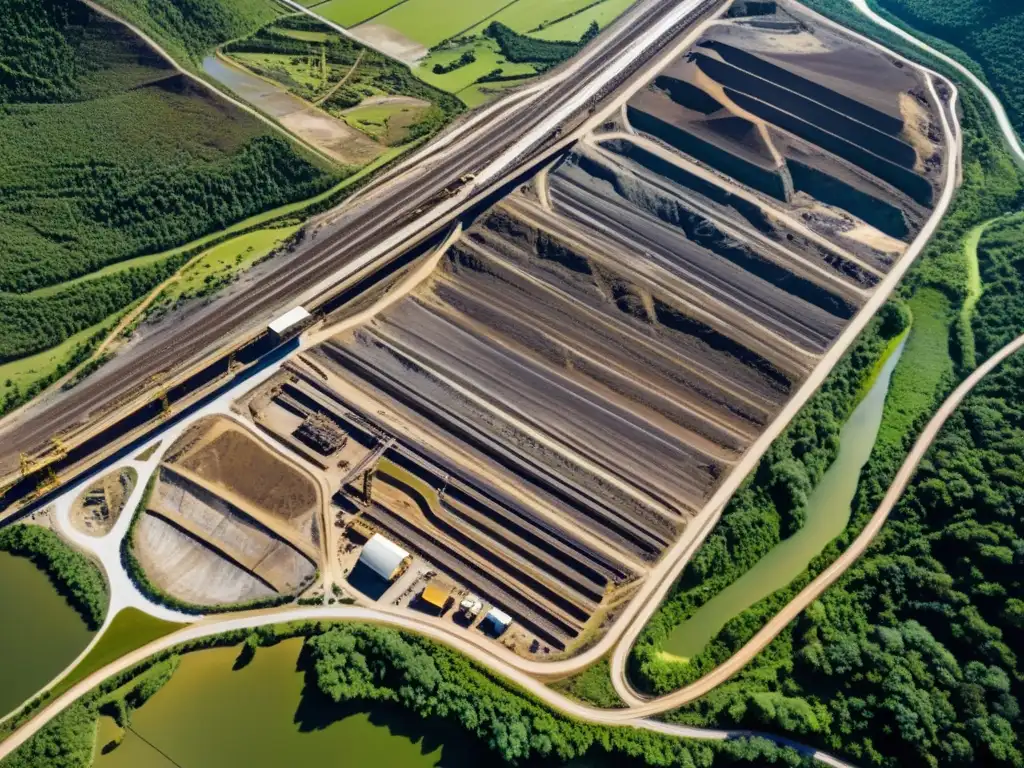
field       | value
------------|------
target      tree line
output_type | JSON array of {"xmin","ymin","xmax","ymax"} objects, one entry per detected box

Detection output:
[{"xmin": 0, "ymin": 525, "xmax": 108, "ymax": 630}]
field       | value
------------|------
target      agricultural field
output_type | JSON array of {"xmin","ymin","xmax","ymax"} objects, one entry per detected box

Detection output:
[
  {"xmin": 0, "ymin": 0, "xmax": 338, "ymax": 419},
  {"xmin": 307, "ymin": 0, "xmax": 639, "ymax": 104},
  {"xmin": 218, "ymin": 15, "xmax": 462, "ymax": 154},
  {"xmin": 128, "ymin": 417, "xmax": 320, "ymax": 609}
]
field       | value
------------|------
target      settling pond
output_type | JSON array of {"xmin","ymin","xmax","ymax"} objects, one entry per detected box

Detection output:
[
  {"xmin": 663, "ymin": 340, "xmax": 907, "ymax": 660},
  {"xmin": 0, "ymin": 549, "xmax": 94, "ymax": 717},
  {"xmin": 94, "ymin": 638, "xmax": 496, "ymax": 768}
]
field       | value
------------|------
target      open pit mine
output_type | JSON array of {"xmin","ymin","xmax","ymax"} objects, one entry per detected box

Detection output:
[{"xmin": 127, "ymin": 0, "xmax": 949, "ymax": 656}]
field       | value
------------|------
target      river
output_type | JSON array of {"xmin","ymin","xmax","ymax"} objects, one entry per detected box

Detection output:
[
  {"xmin": 0, "ymin": 550, "xmax": 94, "ymax": 717},
  {"xmin": 93, "ymin": 638, "xmax": 494, "ymax": 768},
  {"xmin": 663, "ymin": 339, "xmax": 907, "ymax": 660}
]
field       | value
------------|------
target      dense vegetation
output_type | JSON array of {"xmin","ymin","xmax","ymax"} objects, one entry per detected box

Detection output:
[
  {"xmin": 0, "ymin": 260, "xmax": 181, "ymax": 363},
  {"xmin": 0, "ymin": 704, "xmax": 96, "ymax": 768},
  {"xmin": 971, "ymin": 214, "xmax": 1024, "ymax": 358},
  {"xmin": 2, "ymin": 621, "xmax": 817, "ymax": 768},
  {"xmin": 873, "ymin": 0, "xmax": 1024, "ymax": 139},
  {"xmin": 305, "ymin": 623, "xmax": 813, "ymax": 766},
  {"xmin": 484, "ymin": 21, "xmax": 599, "ymax": 66},
  {"xmin": 98, "ymin": 0, "xmax": 283, "ymax": 63},
  {"xmin": 0, "ymin": 524, "xmax": 108, "ymax": 629},
  {"xmin": 670, "ymin": 344, "xmax": 1024, "ymax": 766},
  {"xmin": 0, "ymin": 0, "xmax": 337, "ymax": 410},
  {"xmin": 630, "ymin": 304, "xmax": 908, "ymax": 692},
  {"xmin": 550, "ymin": 659, "xmax": 625, "ymax": 709},
  {"xmin": 224, "ymin": 15, "xmax": 462, "ymax": 143}
]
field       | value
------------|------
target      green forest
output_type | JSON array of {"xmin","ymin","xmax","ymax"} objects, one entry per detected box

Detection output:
[
  {"xmin": 631, "ymin": 305, "xmax": 909, "ymax": 693},
  {"xmin": 96, "ymin": 0, "xmax": 283, "ymax": 63},
  {"xmin": 874, "ymin": 0, "xmax": 1024, "ymax": 139},
  {"xmin": 2, "ymin": 622, "xmax": 819, "ymax": 768},
  {"xmin": 0, "ymin": 0, "xmax": 337, "ymax": 411}
]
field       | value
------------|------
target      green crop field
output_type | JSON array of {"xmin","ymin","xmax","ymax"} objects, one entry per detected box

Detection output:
[
  {"xmin": 532, "ymin": 0, "xmax": 635, "ymax": 40},
  {"xmin": 314, "ymin": 0, "xmax": 405, "ymax": 27},
  {"xmin": 328, "ymin": 0, "xmax": 640, "ymax": 105},
  {"xmin": 370, "ymin": 0, "xmax": 512, "ymax": 48}
]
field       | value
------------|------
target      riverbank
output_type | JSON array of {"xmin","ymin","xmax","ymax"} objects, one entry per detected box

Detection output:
[
  {"xmin": 0, "ymin": 621, "xmax": 821, "ymax": 768},
  {"xmin": 660, "ymin": 334, "xmax": 906, "ymax": 663},
  {"xmin": 0, "ymin": 551, "xmax": 95, "ymax": 719}
]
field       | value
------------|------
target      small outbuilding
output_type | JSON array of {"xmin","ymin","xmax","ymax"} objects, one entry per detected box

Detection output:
[
  {"xmin": 357, "ymin": 534, "xmax": 410, "ymax": 582},
  {"xmin": 460, "ymin": 594, "xmax": 483, "ymax": 620},
  {"xmin": 420, "ymin": 580, "xmax": 452, "ymax": 614},
  {"xmin": 268, "ymin": 306, "xmax": 312, "ymax": 341},
  {"xmin": 481, "ymin": 606, "xmax": 513, "ymax": 637}
]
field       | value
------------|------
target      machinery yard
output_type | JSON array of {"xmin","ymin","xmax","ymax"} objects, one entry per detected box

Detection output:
[
  {"xmin": 32, "ymin": 0, "xmax": 949, "ymax": 659},
  {"xmin": 217, "ymin": 0, "xmax": 948, "ymax": 657}
]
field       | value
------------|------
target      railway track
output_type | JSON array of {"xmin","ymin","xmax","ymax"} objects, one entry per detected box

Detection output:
[{"xmin": 0, "ymin": 0, "xmax": 721, "ymax": 486}]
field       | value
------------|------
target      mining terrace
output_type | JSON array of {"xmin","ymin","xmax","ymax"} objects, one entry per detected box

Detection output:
[{"xmin": 125, "ymin": 0, "xmax": 950, "ymax": 655}]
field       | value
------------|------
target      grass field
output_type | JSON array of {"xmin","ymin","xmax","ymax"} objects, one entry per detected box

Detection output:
[
  {"xmin": 49, "ymin": 609, "xmax": 184, "ymax": 700},
  {"xmin": 156, "ymin": 225, "xmax": 302, "ymax": 307},
  {"xmin": 314, "ymin": 0, "xmax": 405, "ymax": 28},
  {"xmin": 416, "ymin": 41, "xmax": 537, "ymax": 94},
  {"xmin": 532, "ymin": 0, "xmax": 635, "ymax": 40},
  {"xmin": 0, "ymin": 313, "xmax": 121, "ymax": 405},
  {"xmin": 369, "ymin": 0, "xmax": 514, "ymax": 48},
  {"xmin": 332, "ymin": 0, "xmax": 639, "ymax": 105}
]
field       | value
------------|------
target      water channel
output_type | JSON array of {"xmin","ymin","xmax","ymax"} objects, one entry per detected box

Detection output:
[
  {"xmin": 201, "ymin": 56, "xmax": 307, "ymax": 119},
  {"xmin": 663, "ymin": 339, "xmax": 907, "ymax": 660},
  {"xmin": 0, "ymin": 550, "xmax": 94, "ymax": 717},
  {"xmin": 93, "ymin": 638, "xmax": 494, "ymax": 768}
]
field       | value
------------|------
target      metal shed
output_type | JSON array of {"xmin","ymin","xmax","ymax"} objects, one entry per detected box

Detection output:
[{"xmin": 358, "ymin": 534, "xmax": 410, "ymax": 582}]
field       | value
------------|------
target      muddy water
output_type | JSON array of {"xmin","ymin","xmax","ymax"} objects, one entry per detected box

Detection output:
[
  {"xmin": 201, "ymin": 56, "xmax": 304, "ymax": 118},
  {"xmin": 663, "ymin": 339, "xmax": 906, "ymax": 660},
  {"xmin": 93, "ymin": 638, "xmax": 491, "ymax": 768},
  {"xmin": 0, "ymin": 550, "xmax": 94, "ymax": 716}
]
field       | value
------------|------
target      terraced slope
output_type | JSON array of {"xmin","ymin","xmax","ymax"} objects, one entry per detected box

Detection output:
[
  {"xmin": 284, "ymin": 0, "xmax": 945, "ymax": 654},
  {"xmin": 622, "ymin": 0, "xmax": 944, "ymax": 254}
]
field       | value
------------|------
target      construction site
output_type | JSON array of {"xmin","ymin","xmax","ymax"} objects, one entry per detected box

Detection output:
[
  {"xmin": 128, "ymin": 417, "xmax": 320, "ymax": 607},
  {"xmin": 122, "ymin": 0, "xmax": 947, "ymax": 653}
]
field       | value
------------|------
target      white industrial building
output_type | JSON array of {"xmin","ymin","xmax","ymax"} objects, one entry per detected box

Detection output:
[{"xmin": 357, "ymin": 534, "xmax": 410, "ymax": 582}]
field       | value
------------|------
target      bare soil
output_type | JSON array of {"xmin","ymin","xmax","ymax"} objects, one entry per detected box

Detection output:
[
  {"xmin": 70, "ymin": 468, "xmax": 137, "ymax": 537},
  {"xmin": 168, "ymin": 417, "xmax": 319, "ymax": 523}
]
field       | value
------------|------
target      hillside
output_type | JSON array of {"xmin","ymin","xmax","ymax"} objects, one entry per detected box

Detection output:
[
  {"xmin": 0, "ymin": 0, "xmax": 337, "ymax": 415},
  {"xmin": 874, "ymin": 0, "xmax": 1024, "ymax": 139},
  {"xmin": 94, "ymin": 0, "xmax": 285, "ymax": 62}
]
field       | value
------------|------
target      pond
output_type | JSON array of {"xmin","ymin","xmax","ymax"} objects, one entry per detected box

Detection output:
[
  {"xmin": 663, "ymin": 339, "xmax": 907, "ymax": 660},
  {"xmin": 93, "ymin": 638, "xmax": 493, "ymax": 768},
  {"xmin": 0, "ymin": 550, "xmax": 94, "ymax": 717}
]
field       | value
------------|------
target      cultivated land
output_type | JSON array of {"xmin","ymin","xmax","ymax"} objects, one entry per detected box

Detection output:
[
  {"xmin": 218, "ymin": 14, "xmax": 461, "ymax": 158},
  {"xmin": 307, "ymin": 0, "xmax": 641, "ymax": 105}
]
